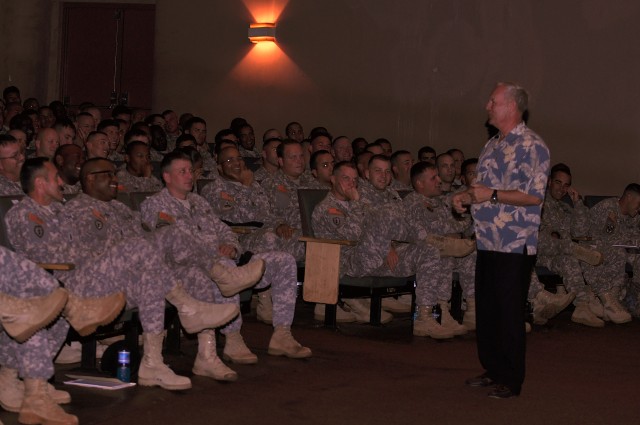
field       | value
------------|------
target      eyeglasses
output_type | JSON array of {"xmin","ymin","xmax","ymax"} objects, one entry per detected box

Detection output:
[
  {"xmin": 89, "ymin": 170, "xmax": 116, "ymax": 177},
  {"xmin": 318, "ymin": 161, "xmax": 335, "ymax": 168},
  {"xmin": 0, "ymin": 150, "xmax": 25, "ymax": 161},
  {"xmin": 223, "ymin": 157, "xmax": 243, "ymax": 164}
]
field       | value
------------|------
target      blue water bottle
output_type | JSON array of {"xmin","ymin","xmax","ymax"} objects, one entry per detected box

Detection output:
[{"xmin": 117, "ymin": 350, "xmax": 130, "ymax": 382}]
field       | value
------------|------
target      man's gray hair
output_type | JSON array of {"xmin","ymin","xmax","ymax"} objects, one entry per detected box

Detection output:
[{"xmin": 498, "ymin": 82, "xmax": 529, "ymax": 114}]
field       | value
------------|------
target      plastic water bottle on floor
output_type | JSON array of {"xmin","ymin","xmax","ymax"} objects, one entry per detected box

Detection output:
[{"xmin": 117, "ymin": 350, "xmax": 131, "ymax": 382}]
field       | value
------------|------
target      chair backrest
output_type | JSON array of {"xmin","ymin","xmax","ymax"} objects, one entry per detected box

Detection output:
[
  {"xmin": 116, "ymin": 191, "xmax": 133, "ymax": 209},
  {"xmin": 297, "ymin": 189, "xmax": 330, "ymax": 238},
  {"xmin": 129, "ymin": 191, "xmax": 158, "ymax": 211},
  {"xmin": 196, "ymin": 178, "xmax": 214, "ymax": 195},
  {"xmin": 584, "ymin": 195, "xmax": 614, "ymax": 209},
  {"xmin": 0, "ymin": 195, "xmax": 24, "ymax": 249},
  {"xmin": 243, "ymin": 157, "xmax": 262, "ymax": 172}
]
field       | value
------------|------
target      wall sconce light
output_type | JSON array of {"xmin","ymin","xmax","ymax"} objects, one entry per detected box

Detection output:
[{"xmin": 248, "ymin": 23, "xmax": 276, "ymax": 43}]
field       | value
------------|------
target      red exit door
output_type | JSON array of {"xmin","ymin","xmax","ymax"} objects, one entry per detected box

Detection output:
[{"xmin": 60, "ymin": 3, "xmax": 155, "ymax": 112}]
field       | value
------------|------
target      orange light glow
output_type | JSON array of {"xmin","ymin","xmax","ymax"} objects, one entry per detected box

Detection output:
[{"xmin": 243, "ymin": 0, "xmax": 288, "ymax": 23}]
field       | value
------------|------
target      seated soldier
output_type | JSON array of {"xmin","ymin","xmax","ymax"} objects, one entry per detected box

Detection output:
[
  {"xmin": 73, "ymin": 112, "xmax": 95, "ymax": 147},
  {"xmin": 0, "ymin": 134, "xmax": 25, "ymax": 195},
  {"xmin": 436, "ymin": 152, "xmax": 456, "ymax": 194},
  {"xmin": 582, "ymin": 183, "xmax": 640, "ymax": 324},
  {"xmin": 84, "ymin": 131, "xmax": 109, "ymax": 159},
  {"xmin": 7, "ymin": 157, "xmax": 241, "ymax": 390},
  {"xmin": 115, "ymin": 141, "xmax": 163, "ymax": 193},
  {"xmin": 390, "ymin": 150, "xmax": 414, "ymax": 191},
  {"xmin": 141, "ymin": 151, "xmax": 311, "ymax": 378},
  {"xmin": 236, "ymin": 123, "xmax": 260, "ymax": 158},
  {"xmin": 536, "ymin": 163, "xmax": 604, "ymax": 327},
  {"xmin": 313, "ymin": 161, "xmax": 457, "ymax": 338},
  {"xmin": 183, "ymin": 116, "xmax": 216, "ymax": 172},
  {"xmin": 161, "ymin": 109, "xmax": 181, "ymax": 152},
  {"xmin": 53, "ymin": 118, "xmax": 76, "ymax": 146},
  {"xmin": 32, "ymin": 128, "xmax": 59, "ymax": 159},
  {"xmin": 123, "ymin": 128, "xmax": 163, "ymax": 162},
  {"xmin": 418, "ymin": 146, "xmax": 436, "ymax": 164},
  {"xmin": 308, "ymin": 149, "xmax": 334, "ymax": 189},
  {"xmin": 404, "ymin": 161, "xmax": 476, "ymax": 333},
  {"xmin": 331, "ymin": 136, "xmax": 353, "ymax": 163},
  {"xmin": 97, "ymin": 119, "xmax": 121, "ymax": 161},
  {"xmin": 253, "ymin": 137, "xmax": 281, "ymax": 184},
  {"xmin": 53, "ymin": 144, "xmax": 85, "ymax": 195},
  {"xmin": 446, "ymin": 148, "xmax": 465, "ymax": 189}
]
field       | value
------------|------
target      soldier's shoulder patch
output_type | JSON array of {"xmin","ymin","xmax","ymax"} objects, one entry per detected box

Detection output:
[
  {"xmin": 27, "ymin": 213, "xmax": 44, "ymax": 225},
  {"xmin": 276, "ymin": 184, "xmax": 288, "ymax": 193},
  {"xmin": 220, "ymin": 191, "xmax": 235, "ymax": 202},
  {"xmin": 327, "ymin": 207, "xmax": 345, "ymax": 216},
  {"xmin": 91, "ymin": 209, "xmax": 106, "ymax": 222},
  {"xmin": 158, "ymin": 211, "xmax": 176, "ymax": 225}
]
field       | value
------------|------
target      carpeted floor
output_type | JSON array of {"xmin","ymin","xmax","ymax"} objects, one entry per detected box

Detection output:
[{"xmin": 1, "ymin": 302, "xmax": 638, "ymax": 425}]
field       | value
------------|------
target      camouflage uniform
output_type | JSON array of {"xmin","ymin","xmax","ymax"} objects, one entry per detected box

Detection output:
[
  {"xmin": 583, "ymin": 197, "xmax": 640, "ymax": 295},
  {"xmin": 537, "ymin": 192, "xmax": 591, "ymax": 301},
  {"xmin": 200, "ymin": 177, "xmax": 282, "ymax": 254},
  {"xmin": 197, "ymin": 145, "xmax": 217, "ymax": 174},
  {"xmin": 238, "ymin": 146, "xmax": 260, "ymax": 158},
  {"xmin": 312, "ymin": 191, "xmax": 445, "ymax": 306},
  {"xmin": 253, "ymin": 166, "xmax": 275, "ymax": 184},
  {"xmin": 0, "ymin": 175, "xmax": 22, "ymax": 196},
  {"xmin": 140, "ymin": 188, "xmax": 299, "ymax": 330},
  {"xmin": 115, "ymin": 169, "xmax": 163, "ymax": 193},
  {"xmin": 61, "ymin": 181, "xmax": 81, "ymax": 195},
  {"xmin": 0, "ymin": 246, "xmax": 66, "ymax": 379},
  {"xmin": 6, "ymin": 195, "xmax": 175, "ymax": 334},
  {"xmin": 390, "ymin": 179, "xmax": 413, "ymax": 191},
  {"xmin": 260, "ymin": 170, "xmax": 316, "ymax": 261},
  {"xmin": 403, "ymin": 191, "xmax": 476, "ymax": 300}
]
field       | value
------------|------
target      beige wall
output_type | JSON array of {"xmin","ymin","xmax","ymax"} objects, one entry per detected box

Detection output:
[
  {"xmin": 153, "ymin": 0, "xmax": 640, "ymax": 195},
  {"xmin": 1, "ymin": 1, "xmax": 639, "ymax": 194}
]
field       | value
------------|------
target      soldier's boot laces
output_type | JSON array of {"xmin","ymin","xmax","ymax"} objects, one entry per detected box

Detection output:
[
  {"xmin": 193, "ymin": 330, "xmax": 237, "ymax": 382},
  {"xmin": 138, "ymin": 332, "xmax": 192, "ymax": 390}
]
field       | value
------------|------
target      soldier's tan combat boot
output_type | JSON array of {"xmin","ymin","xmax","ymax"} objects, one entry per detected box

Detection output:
[
  {"xmin": 571, "ymin": 302, "xmax": 605, "ymax": 327},
  {"xmin": 63, "ymin": 291, "xmax": 126, "ymax": 336},
  {"xmin": 0, "ymin": 367, "xmax": 70, "ymax": 413},
  {"xmin": 223, "ymin": 332, "xmax": 258, "ymax": 364},
  {"xmin": 586, "ymin": 288, "xmax": 604, "ymax": 317},
  {"xmin": 599, "ymin": 291, "xmax": 632, "ymax": 324},
  {"xmin": 19, "ymin": 378, "xmax": 78, "ymax": 425},
  {"xmin": 268, "ymin": 326, "xmax": 312, "ymax": 359},
  {"xmin": 532, "ymin": 289, "xmax": 575, "ymax": 324},
  {"xmin": 192, "ymin": 330, "xmax": 237, "ymax": 381},
  {"xmin": 462, "ymin": 298, "xmax": 476, "ymax": 331},
  {"xmin": 210, "ymin": 259, "xmax": 266, "ymax": 297},
  {"xmin": 165, "ymin": 283, "xmax": 239, "ymax": 333},
  {"xmin": 0, "ymin": 288, "xmax": 68, "ymax": 343},
  {"xmin": 313, "ymin": 303, "xmax": 357, "ymax": 323},
  {"xmin": 572, "ymin": 243, "xmax": 603, "ymax": 266},
  {"xmin": 439, "ymin": 301, "xmax": 468, "ymax": 336},
  {"xmin": 138, "ymin": 332, "xmax": 192, "ymax": 390},
  {"xmin": 413, "ymin": 305, "xmax": 454, "ymax": 339},
  {"xmin": 256, "ymin": 288, "xmax": 272, "ymax": 324},
  {"xmin": 344, "ymin": 298, "xmax": 393, "ymax": 324}
]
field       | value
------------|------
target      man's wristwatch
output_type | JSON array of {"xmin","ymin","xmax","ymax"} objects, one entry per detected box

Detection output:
[{"xmin": 490, "ymin": 189, "xmax": 498, "ymax": 205}]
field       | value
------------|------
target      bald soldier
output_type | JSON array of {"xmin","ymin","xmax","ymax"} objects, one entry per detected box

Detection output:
[
  {"xmin": 6, "ymin": 157, "xmax": 240, "ymax": 391},
  {"xmin": 32, "ymin": 128, "xmax": 59, "ymax": 159}
]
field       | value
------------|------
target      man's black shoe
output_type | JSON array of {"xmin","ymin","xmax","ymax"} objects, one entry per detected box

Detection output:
[
  {"xmin": 465, "ymin": 373, "xmax": 494, "ymax": 387},
  {"xmin": 488, "ymin": 384, "xmax": 519, "ymax": 399}
]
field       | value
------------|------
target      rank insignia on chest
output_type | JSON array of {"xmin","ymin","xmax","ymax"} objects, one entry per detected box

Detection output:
[{"xmin": 34, "ymin": 225, "xmax": 44, "ymax": 238}]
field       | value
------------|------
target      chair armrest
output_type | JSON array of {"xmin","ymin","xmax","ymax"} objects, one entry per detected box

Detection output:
[
  {"xmin": 37, "ymin": 263, "xmax": 75, "ymax": 271},
  {"xmin": 299, "ymin": 236, "xmax": 357, "ymax": 246}
]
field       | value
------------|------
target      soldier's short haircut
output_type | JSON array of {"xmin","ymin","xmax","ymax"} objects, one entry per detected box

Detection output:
[
  {"xmin": 390, "ymin": 150, "xmax": 411, "ymax": 166},
  {"xmin": 233, "ymin": 123, "xmax": 253, "ymax": 139},
  {"xmin": 368, "ymin": 153, "xmax": 390, "ymax": 168},
  {"xmin": 111, "ymin": 105, "xmax": 132, "ymax": 118},
  {"xmin": 75, "ymin": 111, "xmax": 94, "ymax": 121},
  {"xmin": 333, "ymin": 161, "xmax": 356, "ymax": 175},
  {"xmin": 550, "ymin": 163, "xmax": 571, "ymax": 180},
  {"xmin": 178, "ymin": 147, "xmax": 202, "ymax": 167},
  {"xmin": 214, "ymin": 139, "xmax": 237, "ymax": 158},
  {"xmin": 124, "ymin": 129, "xmax": 149, "ymax": 145},
  {"xmin": 175, "ymin": 133, "xmax": 196, "ymax": 148},
  {"xmin": 86, "ymin": 131, "xmax": 107, "ymax": 144},
  {"xmin": 183, "ymin": 116, "xmax": 206, "ymax": 132},
  {"xmin": 53, "ymin": 143, "xmax": 81, "ymax": 165},
  {"xmin": 53, "ymin": 117, "xmax": 76, "ymax": 132},
  {"xmin": 79, "ymin": 157, "xmax": 113, "ymax": 186},
  {"xmin": 97, "ymin": 119, "xmax": 119, "ymax": 132},
  {"xmin": 418, "ymin": 146, "xmax": 436, "ymax": 158},
  {"xmin": 20, "ymin": 157, "xmax": 49, "ymax": 194},
  {"xmin": 410, "ymin": 161, "xmax": 437, "ymax": 187},
  {"xmin": 0, "ymin": 134, "xmax": 18, "ymax": 148},
  {"xmin": 285, "ymin": 121, "xmax": 301, "ymax": 135},
  {"xmin": 276, "ymin": 139, "xmax": 301, "ymax": 159},
  {"xmin": 623, "ymin": 183, "xmax": 640, "ymax": 197},
  {"xmin": 214, "ymin": 128, "xmax": 236, "ymax": 144},
  {"xmin": 160, "ymin": 150, "xmax": 192, "ymax": 176},
  {"xmin": 461, "ymin": 158, "xmax": 478, "ymax": 177},
  {"xmin": 310, "ymin": 150, "xmax": 331, "ymax": 170},
  {"xmin": 435, "ymin": 152, "xmax": 453, "ymax": 166},
  {"xmin": 125, "ymin": 140, "xmax": 149, "ymax": 156}
]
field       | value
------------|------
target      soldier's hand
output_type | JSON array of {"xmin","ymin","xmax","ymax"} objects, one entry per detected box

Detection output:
[
  {"xmin": 469, "ymin": 183, "xmax": 492, "ymax": 204},
  {"xmin": 143, "ymin": 162, "xmax": 153, "ymax": 178},
  {"xmin": 452, "ymin": 192, "xmax": 472, "ymax": 213},
  {"xmin": 218, "ymin": 244, "xmax": 237, "ymax": 258},
  {"xmin": 276, "ymin": 223, "xmax": 294, "ymax": 239},
  {"xmin": 385, "ymin": 246, "xmax": 399, "ymax": 271},
  {"xmin": 567, "ymin": 187, "xmax": 580, "ymax": 203}
]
